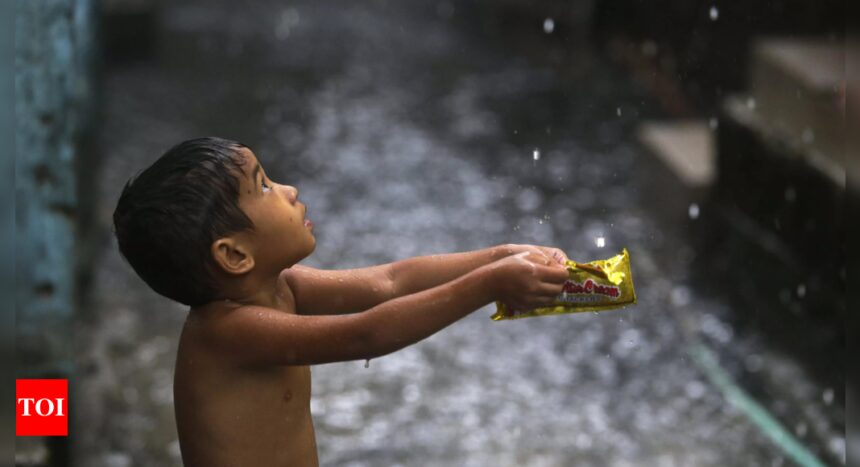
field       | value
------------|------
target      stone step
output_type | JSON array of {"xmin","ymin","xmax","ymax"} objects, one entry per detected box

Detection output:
[
  {"xmin": 715, "ymin": 94, "xmax": 844, "ymax": 310},
  {"xmin": 637, "ymin": 120, "xmax": 716, "ymax": 190},
  {"xmin": 748, "ymin": 37, "xmax": 844, "ymax": 170},
  {"xmin": 635, "ymin": 120, "xmax": 716, "ymax": 247}
]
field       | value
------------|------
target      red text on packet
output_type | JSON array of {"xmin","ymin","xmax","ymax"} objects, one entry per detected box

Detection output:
[
  {"xmin": 16, "ymin": 379, "xmax": 68, "ymax": 436},
  {"xmin": 562, "ymin": 279, "xmax": 620, "ymax": 298}
]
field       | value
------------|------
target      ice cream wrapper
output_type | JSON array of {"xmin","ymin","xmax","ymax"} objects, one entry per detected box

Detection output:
[{"xmin": 492, "ymin": 248, "xmax": 636, "ymax": 320}]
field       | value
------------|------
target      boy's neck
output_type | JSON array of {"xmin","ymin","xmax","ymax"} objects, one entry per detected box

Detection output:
[{"xmin": 222, "ymin": 270, "xmax": 288, "ymax": 309}]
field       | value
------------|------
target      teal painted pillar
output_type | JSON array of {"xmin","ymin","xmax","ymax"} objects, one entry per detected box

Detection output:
[{"xmin": 15, "ymin": 0, "xmax": 95, "ymax": 378}]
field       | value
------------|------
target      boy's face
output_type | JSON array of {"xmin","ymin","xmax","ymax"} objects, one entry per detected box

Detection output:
[{"xmin": 234, "ymin": 147, "xmax": 315, "ymax": 269}]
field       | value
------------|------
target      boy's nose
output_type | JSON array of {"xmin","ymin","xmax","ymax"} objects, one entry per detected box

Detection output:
[{"xmin": 286, "ymin": 185, "xmax": 298, "ymax": 203}]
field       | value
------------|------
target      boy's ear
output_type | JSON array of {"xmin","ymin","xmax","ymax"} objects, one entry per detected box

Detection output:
[{"xmin": 211, "ymin": 236, "xmax": 255, "ymax": 275}]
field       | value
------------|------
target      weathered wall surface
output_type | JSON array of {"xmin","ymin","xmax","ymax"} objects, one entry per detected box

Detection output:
[{"xmin": 15, "ymin": 0, "xmax": 95, "ymax": 377}]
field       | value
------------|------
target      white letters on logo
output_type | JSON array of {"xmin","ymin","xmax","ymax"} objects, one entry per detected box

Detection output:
[
  {"xmin": 17, "ymin": 397, "xmax": 65, "ymax": 417},
  {"xmin": 17, "ymin": 398, "xmax": 35, "ymax": 416}
]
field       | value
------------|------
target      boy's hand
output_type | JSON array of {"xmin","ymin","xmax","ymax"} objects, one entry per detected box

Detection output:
[
  {"xmin": 486, "ymin": 250, "xmax": 569, "ymax": 312},
  {"xmin": 500, "ymin": 243, "xmax": 569, "ymax": 266}
]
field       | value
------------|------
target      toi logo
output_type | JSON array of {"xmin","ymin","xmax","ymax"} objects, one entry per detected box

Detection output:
[{"xmin": 16, "ymin": 379, "xmax": 68, "ymax": 436}]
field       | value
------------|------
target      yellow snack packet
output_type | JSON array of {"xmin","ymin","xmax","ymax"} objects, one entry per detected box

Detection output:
[{"xmin": 492, "ymin": 248, "xmax": 636, "ymax": 320}]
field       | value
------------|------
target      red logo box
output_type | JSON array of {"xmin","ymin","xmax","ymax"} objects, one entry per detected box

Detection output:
[{"xmin": 16, "ymin": 379, "xmax": 68, "ymax": 436}]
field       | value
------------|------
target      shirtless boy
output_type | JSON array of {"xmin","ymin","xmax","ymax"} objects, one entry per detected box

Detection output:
[{"xmin": 112, "ymin": 137, "xmax": 570, "ymax": 466}]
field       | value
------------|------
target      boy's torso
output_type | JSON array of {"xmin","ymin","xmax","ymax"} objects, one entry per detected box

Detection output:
[{"xmin": 173, "ymin": 280, "xmax": 319, "ymax": 467}]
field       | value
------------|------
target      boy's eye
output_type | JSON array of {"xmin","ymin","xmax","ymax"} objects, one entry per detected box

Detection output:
[{"xmin": 261, "ymin": 180, "xmax": 271, "ymax": 192}]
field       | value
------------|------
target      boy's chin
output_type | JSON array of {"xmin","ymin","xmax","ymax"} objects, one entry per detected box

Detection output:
[{"xmin": 299, "ymin": 237, "xmax": 316, "ymax": 258}]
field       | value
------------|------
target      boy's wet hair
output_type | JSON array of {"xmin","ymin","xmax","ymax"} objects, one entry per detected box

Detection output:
[{"xmin": 113, "ymin": 137, "xmax": 254, "ymax": 306}]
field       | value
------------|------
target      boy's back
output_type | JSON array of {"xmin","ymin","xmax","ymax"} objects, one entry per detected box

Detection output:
[{"xmin": 174, "ymin": 278, "xmax": 319, "ymax": 467}]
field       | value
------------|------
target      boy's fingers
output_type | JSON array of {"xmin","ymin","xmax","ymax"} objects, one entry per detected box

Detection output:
[
  {"xmin": 535, "ymin": 264, "xmax": 570, "ymax": 282},
  {"xmin": 520, "ymin": 250, "xmax": 548, "ymax": 262},
  {"xmin": 535, "ymin": 246, "xmax": 568, "ymax": 265}
]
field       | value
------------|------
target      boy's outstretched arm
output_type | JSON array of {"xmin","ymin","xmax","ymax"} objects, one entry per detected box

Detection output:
[
  {"xmin": 388, "ymin": 243, "xmax": 568, "ymax": 297},
  {"xmin": 288, "ymin": 244, "xmax": 567, "ymax": 315},
  {"xmin": 203, "ymin": 251, "xmax": 569, "ymax": 367}
]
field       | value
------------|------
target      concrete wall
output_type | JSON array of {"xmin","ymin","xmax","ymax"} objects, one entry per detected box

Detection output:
[{"xmin": 15, "ymin": 0, "xmax": 95, "ymax": 378}]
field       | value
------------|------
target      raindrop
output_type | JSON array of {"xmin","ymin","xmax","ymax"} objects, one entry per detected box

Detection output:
[
  {"xmin": 828, "ymin": 437, "xmax": 845, "ymax": 458},
  {"xmin": 822, "ymin": 388, "xmax": 834, "ymax": 405},
  {"xmin": 595, "ymin": 236, "xmax": 606, "ymax": 248},
  {"xmin": 275, "ymin": 8, "xmax": 301, "ymax": 40},
  {"xmin": 538, "ymin": 219, "xmax": 543, "ymax": 224},
  {"xmin": 801, "ymin": 127, "xmax": 815, "ymax": 144},
  {"xmin": 709, "ymin": 6, "xmax": 719, "ymax": 20},
  {"xmin": 616, "ymin": 107, "xmax": 622, "ymax": 117},
  {"xmin": 670, "ymin": 286, "xmax": 692, "ymax": 307},
  {"xmin": 533, "ymin": 149, "xmax": 541, "ymax": 161},
  {"xmin": 709, "ymin": 117, "xmax": 719, "ymax": 130},
  {"xmin": 364, "ymin": 359, "xmax": 371, "ymax": 369},
  {"xmin": 784, "ymin": 187, "xmax": 797, "ymax": 202},
  {"xmin": 796, "ymin": 283, "xmax": 807, "ymax": 299},
  {"xmin": 543, "ymin": 18, "xmax": 555, "ymax": 34},
  {"xmin": 746, "ymin": 97, "xmax": 757, "ymax": 109},
  {"xmin": 688, "ymin": 203, "xmax": 700, "ymax": 220}
]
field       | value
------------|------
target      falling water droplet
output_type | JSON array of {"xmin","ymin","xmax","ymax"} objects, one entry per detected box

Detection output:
[
  {"xmin": 595, "ymin": 236, "xmax": 606, "ymax": 248},
  {"xmin": 801, "ymin": 127, "xmax": 815, "ymax": 144},
  {"xmin": 796, "ymin": 283, "xmax": 807, "ymax": 298},
  {"xmin": 709, "ymin": 6, "xmax": 719, "ymax": 20},
  {"xmin": 533, "ymin": 149, "xmax": 541, "ymax": 161},
  {"xmin": 543, "ymin": 18, "xmax": 555, "ymax": 34},
  {"xmin": 688, "ymin": 203, "xmax": 700, "ymax": 220},
  {"xmin": 364, "ymin": 359, "xmax": 370, "ymax": 368},
  {"xmin": 709, "ymin": 117, "xmax": 719, "ymax": 130},
  {"xmin": 616, "ymin": 107, "xmax": 622, "ymax": 117},
  {"xmin": 822, "ymin": 388, "xmax": 834, "ymax": 405}
]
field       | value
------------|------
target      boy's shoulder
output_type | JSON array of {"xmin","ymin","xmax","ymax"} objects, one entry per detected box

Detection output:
[{"xmin": 190, "ymin": 269, "xmax": 298, "ymax": 316}]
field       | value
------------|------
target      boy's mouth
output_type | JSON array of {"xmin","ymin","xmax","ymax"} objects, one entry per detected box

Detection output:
[{"xmin": 302, "ymin": 205, "xmax": 312, "ymax": 229}]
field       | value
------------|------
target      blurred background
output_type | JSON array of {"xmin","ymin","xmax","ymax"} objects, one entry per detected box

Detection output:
[{"xmin": 15, "ymin": 0, "xmax": 847, "ymax": 465}]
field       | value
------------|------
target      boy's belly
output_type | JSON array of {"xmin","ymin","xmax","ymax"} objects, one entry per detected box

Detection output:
[{"xmin": 175, "ymin": 364, "xmax": 319, "ymax": 467}]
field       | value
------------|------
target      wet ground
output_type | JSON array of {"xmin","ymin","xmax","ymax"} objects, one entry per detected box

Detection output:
[{"xmin": 73, "ymin": 1, "xmax": 843, "ymax": 466}]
